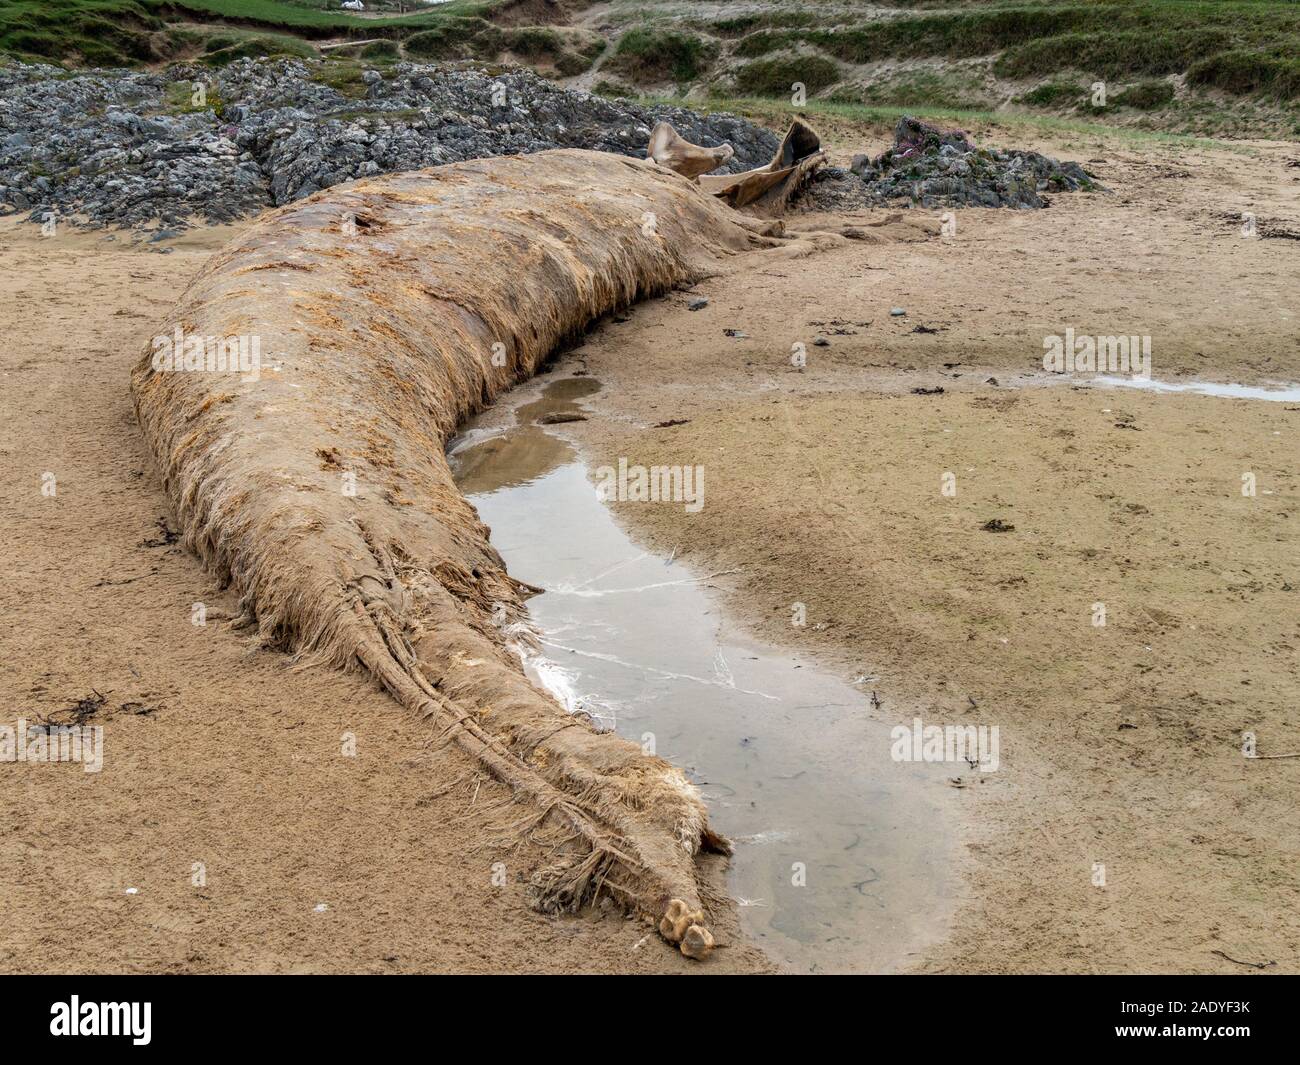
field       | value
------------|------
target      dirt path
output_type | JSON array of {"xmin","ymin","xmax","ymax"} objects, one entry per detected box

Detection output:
[{"xmin": 0, "ymin": 220, "xmax": 767, "ymax": 974}]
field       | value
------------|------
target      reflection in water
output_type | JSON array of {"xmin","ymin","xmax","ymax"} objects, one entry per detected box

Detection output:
[
  {"xmin": 451, "ymin": 377, "xmax": 601, "ymax": 495},
  {"xmin": 448, "ymin": 376, "xmax": 954, "ymax": 973}
]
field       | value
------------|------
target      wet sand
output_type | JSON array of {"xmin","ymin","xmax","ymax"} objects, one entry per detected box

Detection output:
[
  {"xmin": 550, "ymin": 126, "xmax": 1300, "ymax": 972},
  {"xmin": 451, "ymin": 377, "xmax": 958, "ymax": 973}
]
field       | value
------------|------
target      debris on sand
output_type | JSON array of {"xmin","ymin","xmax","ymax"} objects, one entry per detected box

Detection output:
[
  {"xmin": 37, "ymin": 691, "xmax": 161, "ymax": 725},
  {"xmin": 140, "ymin": 517, "xmax": 181, "ymax": 547},
  {"xmin": 806, "ymin": 115, "xmax": 1102, "ymax": 212},
  {"xmin": 43, "ymin": 690, "xmax": 109, "ymax": 726}
]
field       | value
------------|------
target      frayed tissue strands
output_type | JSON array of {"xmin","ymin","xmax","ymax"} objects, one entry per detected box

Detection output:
[{"xmin": 130, "ymin": 149, "xmax": 784, "ymax": 957}]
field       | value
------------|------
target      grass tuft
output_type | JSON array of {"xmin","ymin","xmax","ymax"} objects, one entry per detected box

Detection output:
[
  {"xmin": 731, "ymin": 54, "xmax": 840, "ymax": 98},
  {"xmin": 608, "ymin": 27, "xmax": 717, "ymax": 83}
]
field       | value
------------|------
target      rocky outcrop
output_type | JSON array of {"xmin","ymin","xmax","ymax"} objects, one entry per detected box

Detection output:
[
  {"xmin": 0, "ymin": 58, "xmax": 775, "ymax": 232},
  {"xmin": 806, "ymin": 115, "xmax": 1101, "ymax": 212}
]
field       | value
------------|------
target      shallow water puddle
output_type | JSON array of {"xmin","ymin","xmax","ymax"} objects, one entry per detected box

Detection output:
[
  {"xmin": 449, "ymin": 376, "xmax": 955, "ymax": 973},
  {"xmin": 1087, "ymin": 376, "xmax": 1300, "ymax": 402}
]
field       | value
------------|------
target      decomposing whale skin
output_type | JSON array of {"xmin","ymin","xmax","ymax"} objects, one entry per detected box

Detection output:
[{"xmin": 130, "ymin": 149, "xmax": 781, "ymax": 956}]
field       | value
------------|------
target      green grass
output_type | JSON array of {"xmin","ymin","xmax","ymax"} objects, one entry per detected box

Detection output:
[
  {"xmin": 360, "ymin": 39, "xmax": 400, "ymax": 60},
  {"xmin": 0, "ymin": 0, "xmax": 164, "ymax": 65},
  {"xmin": 504, "ymin": 26, "xmax": 562, "ymax": 58},
  {"xmin": 993, "ymin": 28, "xmax": 1235, "ymax": 80},
  {"xmin": 0, "ymin": 0, "xmax": 498, "ymax": 66},
  {"xmin": 167, "ymin": 0, "xmax": 493, "ymax": 34},
  {"xmin": 201, "ymin": 31, "xmax": 316, "ymax": 66},
  {"xmin": 404, "ymin": 16, "xmax": 501, "ymax": 61},
  {"xmin": 1187, "ymin": 49, "xmax": 1300, "ymax": 100},
  {"xmin": 697, "ymin": 10, "xmax": 821, "ymax": 39},
  {"xmin": 834, "ymin": 69, "xmax": 996, "ymax": 111},
  {"xmin": 0, "ymin": 0, "xmax": 609, "ymax": 72},
  {"xmin": 1017, "ymin": 80, "xmax": 1088, "ymax": 108},
  {"xmin": 661, "ymin": 92, "xmax": 1246, "ymax": 153},
  {"xmin": 731, "ymin": 55, "xmax": 840, "ymax": 97},
  {"xmin": 3, "ymin": 0, "xmax": 1297, "ymax": 133},
  {"xmin": 592, "ymin": 77, "xmax": 634, "ymax": 98},
  {"xmin": 1112, "ymin": 80, "xmax": 1177, "ymax": 109},
  {"xmin": 499, "ymin": 26, "xmax": 599, "ymax": 75},
  {"xmin": 309, "ymin": 58, "xmax": 370, "ymax": 97},
  {"xmin": 729, "ymin": 2, "xmax": 1300, "ymax": 101},
  {"xmin": 607, "ymin": 27, "xmax": 716, "ymax": 83},
  {"xmin": 737, "ymin": 7, "xmax": 1101, "ymax": 62}
]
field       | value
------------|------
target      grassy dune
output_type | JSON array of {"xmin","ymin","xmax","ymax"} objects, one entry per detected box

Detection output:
[
  {"xmin": 2, "ymin": 0, "xmax": 1296, "ymax": 136},
  {"xmin": 666, "ymin": 91, "xmax": 1250, "ymax": 154},
  {"xmin": 0, "ymin": 0, "xmax": 495, "ymax": 66}
]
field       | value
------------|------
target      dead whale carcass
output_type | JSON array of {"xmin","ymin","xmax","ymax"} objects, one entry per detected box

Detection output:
[{"xmin": 130, "ymin": 149, "xmax": 783, "ymax": 957}]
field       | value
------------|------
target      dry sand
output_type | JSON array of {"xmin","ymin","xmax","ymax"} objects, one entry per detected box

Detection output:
[{"xmin": 1, "ymin": 118, "xmax": 1296, "ymax": 973}]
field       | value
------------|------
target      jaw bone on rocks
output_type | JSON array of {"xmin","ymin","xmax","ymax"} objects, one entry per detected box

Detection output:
[
  {"xmin": 650, "ymin": 118, "xmax": 827, "ymax": 213},
  {"xmin": 130, "ymin": 148, "xmax": 787, "ymax": 957}
]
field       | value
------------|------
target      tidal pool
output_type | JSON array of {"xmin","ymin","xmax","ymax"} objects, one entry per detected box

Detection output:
[{"xmin": 448, "ymin": 376, "xmax": 956, "ymax": 972}]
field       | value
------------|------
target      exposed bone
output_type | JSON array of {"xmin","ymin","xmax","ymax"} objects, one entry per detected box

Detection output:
[
  {"xmin": 680, "ymin": 923, "xmax": 715, "ymax": 960},
  {"xmin": 647, "ymin": 118, "xmax": 828, "ymax": 214},
  {"xmin": 699, "ymin": 118, "xmax": 828, "ymax": 212},
  {"xmin": 647, "ymin": 120, "xmax": 735, "ymax": 179},
  {"xmin": 659, "ymin": 897, "xmax": 705, "ymax": 943}
]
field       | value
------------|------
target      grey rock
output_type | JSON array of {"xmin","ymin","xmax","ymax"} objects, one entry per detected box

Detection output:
[
  {"xmin": 0, "ymin": 57, "xmax": 778, "ymax": 232},
  {"xmin": 803, "ymin": 114, "xmax": 1102, "ymax": 212}
]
